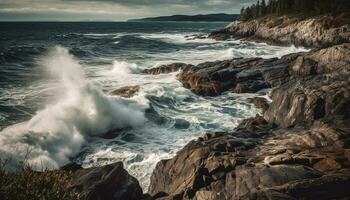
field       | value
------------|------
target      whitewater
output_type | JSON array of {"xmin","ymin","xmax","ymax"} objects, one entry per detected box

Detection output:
[{"xmin": 0, "ymin": 22, "xmax": 308, "ymax": 190}]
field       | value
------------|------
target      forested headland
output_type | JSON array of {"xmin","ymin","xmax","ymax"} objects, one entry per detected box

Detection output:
[{"xmin": 240, "ymin": 0, "xmax": 350, "ymax": 21}]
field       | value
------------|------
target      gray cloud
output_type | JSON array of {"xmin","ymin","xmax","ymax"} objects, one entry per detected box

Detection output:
[{"xmin": 0, "ymin": 0, "xmax": 256, "ymax": 21}]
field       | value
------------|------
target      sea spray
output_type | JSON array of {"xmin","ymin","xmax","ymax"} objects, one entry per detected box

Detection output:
[
  {"xmin": 108, "ymin": 60, "xmax": 140, "ymax": 76},
  {"xmin": 0, "ymin": 46, "xmax": 148, "ymax": 169},
  {"xmin": 0, "ymin": 26, "xmax": 311, "ymax": 190}
]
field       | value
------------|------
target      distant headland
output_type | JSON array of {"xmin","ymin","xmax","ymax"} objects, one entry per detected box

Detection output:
[{"xmin": 128, "ymin": 13, "xmax": 239, "ymax": 22}]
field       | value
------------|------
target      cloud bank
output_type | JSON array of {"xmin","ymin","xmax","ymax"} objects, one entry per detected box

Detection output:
[{"xmin": 0, "ymin": 0, "xmax": 256, "ymax": 21}]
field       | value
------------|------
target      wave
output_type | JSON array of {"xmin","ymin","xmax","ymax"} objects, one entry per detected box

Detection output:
[
  {"xmin": 0, "ymin": 46, "xmax": 148, "ymax": 169},
  {"xmin": 108, "ymin": 60, "xmax": 141, "ymax": 76}
]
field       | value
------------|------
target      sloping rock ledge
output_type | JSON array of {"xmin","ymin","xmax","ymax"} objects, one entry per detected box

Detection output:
[{"xmin": 145, "ymin": 43, "xmax": 350, "ymax": 200}]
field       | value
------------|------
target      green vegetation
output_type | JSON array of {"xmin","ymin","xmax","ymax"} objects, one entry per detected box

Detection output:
[
  {"xmin": 0, "ymin": 159, "xmax": 80, "ymax": 200},
  {"xmin": 240, "ymin": 0, "xmax": 350, "ymax": 21}
]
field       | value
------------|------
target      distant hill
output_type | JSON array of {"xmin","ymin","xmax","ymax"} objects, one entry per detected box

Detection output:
[{"xmin": 128, "ymin": 14, "xmax": 239, "ymax": 22}]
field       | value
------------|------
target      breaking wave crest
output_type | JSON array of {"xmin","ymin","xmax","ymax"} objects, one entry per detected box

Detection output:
[{"xmin": 0, "ymin": 46, "xmax": 147, "ymax": 169}]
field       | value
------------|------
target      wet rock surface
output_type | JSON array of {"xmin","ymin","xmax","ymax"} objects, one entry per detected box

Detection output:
[
  {"xmin": 110, "ymin": 85, "xmax": 140, "ymax": 98},
  {"xmin": 143, "ymin": 63, "xmax": 193, "ymax": 75},
  {"xmin": 176, "ymin": 56, "xmax": 296, "ymax": 96},
  {"xmin": 147, "ymin": 43, "xmax": 350, "ymax": 199},
  {"xmin": 247, "ymin": 97, "xmax": 270, "ymax": 113}
]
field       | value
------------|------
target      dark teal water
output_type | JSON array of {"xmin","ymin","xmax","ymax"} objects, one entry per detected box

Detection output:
[{"xmin": 0, "ymin": 22, "xmax": 306, "ymax": 190}]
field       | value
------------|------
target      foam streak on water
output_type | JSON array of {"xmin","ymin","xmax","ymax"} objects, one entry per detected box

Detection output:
[{"xmin": 0, "ymin": 22, "xmax": 309, "ymax": 190}]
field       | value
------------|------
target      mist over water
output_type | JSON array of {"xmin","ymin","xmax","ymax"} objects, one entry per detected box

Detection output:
[
  {"xmin": 0, "ymin": 22, "xmax": 308, "ymax": 190},
  {"xmin": 0, "ymin": 46, "xmax": 147, "ymax": 169}
]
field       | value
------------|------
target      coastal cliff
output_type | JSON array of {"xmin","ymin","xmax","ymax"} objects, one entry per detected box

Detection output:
[
  {"xmin": 146, "ymin": 43, "xmax": 350, "ymax": 200},
  {"xmin": 209, "ymin": 14, "xmax": 350, "ymax": 48}
]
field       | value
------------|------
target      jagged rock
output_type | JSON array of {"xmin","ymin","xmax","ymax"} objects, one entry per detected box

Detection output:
[
  {"xmin": 265, "ymin": 44, "xmax": 350, "ymax": 128},
  {"xmin": 178, "ymin": 71, "xmax": 223, "ymax": 96},
  {"xmin": 149, "ymin": 43, "xmax": 350, "ymax": 199},
  {"xmin": 176, "ymin": 56, "xmax": 295, "ymax": 96},
  {"xmin": 233, "ymin": 80, "xmax": 269, "ymax": 93},
  {"xmin": 148, "ymin": 132, "xmax": 258, "ymax": 199},
  {"xmin": 233, "ymin": 165, "xmax": 322, "ymax": 199},
  {"xmin": 143, "ymin": 63, "xmax": 193, "ymax": 75},
  {"xmin": 68, "ymin": 162, "xmax": 143, "ymax": 200},
  {"xmin": 144, "ymin": 52, "xmax": 307, "ymax": 97},
  {"xmin": 236, "ymin": 114, "xmax": 268, "ymax": 130},
  {"xmin": 110, "ymin": 85, "xmax": 140, "ymax": 98},
  {"xmin": 345, "ymin": 149, "xmax": 350, "ymax": 163},
  {"xmin": 209, "ymin": 15, "xmax": 350, "ymax": 48},
  {"xmin": 247, "ymin": 97, "xmax": 270, "ymax": 113},
  {"xmin": 208, "ymin": 30, "xmax": 231, "ymax": 41},
  {"xmin": 313, "ymin": 158, "xmax": 343, "ymax": 172},
  {"xmin": 265, "ymin": 175, "xmax": 350, "ymax": 200}
]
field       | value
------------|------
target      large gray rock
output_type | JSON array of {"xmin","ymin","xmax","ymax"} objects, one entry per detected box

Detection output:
[
  {"xmin": 65, "ymin": 162, "xmax": 143, "ymax": 200},
  {"xmin": 110, "ymin": 85, "xmax": 140, "ymax": 98},
  {"xmin": 265, "ymin": 44, "xmax": 350, "ymax": 128}
]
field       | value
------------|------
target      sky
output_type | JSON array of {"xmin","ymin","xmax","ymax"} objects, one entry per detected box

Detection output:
[{"xmin": 0, "ymin": 0, "xmax": 256, "ymax": 21}]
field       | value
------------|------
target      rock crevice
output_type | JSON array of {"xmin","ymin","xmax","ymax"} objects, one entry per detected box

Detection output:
[{"xmin": 147, "ymin": 43, "xmax": 350, "ymax": 200}]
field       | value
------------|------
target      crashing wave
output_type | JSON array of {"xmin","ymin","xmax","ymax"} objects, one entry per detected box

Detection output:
[{"xmin": 0, "ymin": 46, "xmax": 148, "ymax": 169}]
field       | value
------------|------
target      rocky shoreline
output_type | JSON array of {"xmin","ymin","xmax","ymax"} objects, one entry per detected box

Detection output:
[
  {"xmin": 209, "ymin": 15, "xmax": 350, "ymax": 48},
  {"xmin": 59, "ymin": 17, "xmax": 350, "ymax": 200},
  {"xmin": 144, "ymin": 43, "xmax": 350, "ymax": 200}
]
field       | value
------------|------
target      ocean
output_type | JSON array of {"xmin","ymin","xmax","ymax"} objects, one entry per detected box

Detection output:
[{"xmin": 0, "ymin": 21, "xmax": 307, "ymax": 190}]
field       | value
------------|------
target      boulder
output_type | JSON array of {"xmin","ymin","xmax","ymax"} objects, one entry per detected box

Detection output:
[
  {"xmin": 247, "ymin": 97, "xmax": 270, "ymax": 113},
  {"xmin": 233, "ymin": 80, "xmax": 269, "ymax": 93},
  {"xmin": 143, "ymin": 63, "xmax": 193, "ymax": 75},
  {"xmin": 67, "ymin": 162, "xmax": 143, "ymax": 200},
  {"xmin": 313, "ymin": 158, "xmax": 343, "ymax": 172},
  {"xmin": 236, "ymin": 114, "xmax": 268, "ymax": 130},
  {"xmin": 110, "ymin": 85, "xmax": 140, "ymax": 98}
]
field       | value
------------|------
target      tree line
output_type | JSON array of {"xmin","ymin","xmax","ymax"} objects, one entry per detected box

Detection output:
[{"xmin": 240, "ymin": 0, "xmax": 350, "ymax": 21}]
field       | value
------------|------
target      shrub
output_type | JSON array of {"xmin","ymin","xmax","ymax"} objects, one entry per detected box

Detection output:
[{"xmin": 0, "ymin": 159, "xmax": 80, "ymax": 200}]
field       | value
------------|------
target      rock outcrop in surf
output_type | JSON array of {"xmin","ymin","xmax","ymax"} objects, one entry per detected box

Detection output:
[{"xmin": 146, "ymin": 43, "xmax": 350, "ymax": 199}]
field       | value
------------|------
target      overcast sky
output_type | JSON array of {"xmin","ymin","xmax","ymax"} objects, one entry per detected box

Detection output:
[{"xmin": 0, "ymin": 0, "xmax": 256, "ymax": 21}]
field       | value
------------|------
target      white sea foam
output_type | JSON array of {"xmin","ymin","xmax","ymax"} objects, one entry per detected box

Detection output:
[
  {"xmin": 136, "ymin": 33, "xmax": 309, "ymax": 65},
  {"xmin": 140, "ymin": 32, "xmax": 235, "ymax": 44},
  {"xmin": 0, "ymin": 30, "xmax": 310, "ymax": 191},
  {"xmin": 109, "ymin": 60, "xmax": 140, "ymax": 76},
  {"xmin": 0, "ymin": 46, "xmax": 147, "ymax": 169}
]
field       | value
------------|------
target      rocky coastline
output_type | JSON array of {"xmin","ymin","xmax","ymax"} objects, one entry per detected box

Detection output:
[
  {"xmin": 144, "ymin": 43, "xmax": 350, "ymax": 200},
  {"xmin": 58, "ymin": 16, "xmax": 350, "ymax": 200},
  {"xmin": 209, "ymin": 14, "xmax": 350, "ymax": 48}
]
